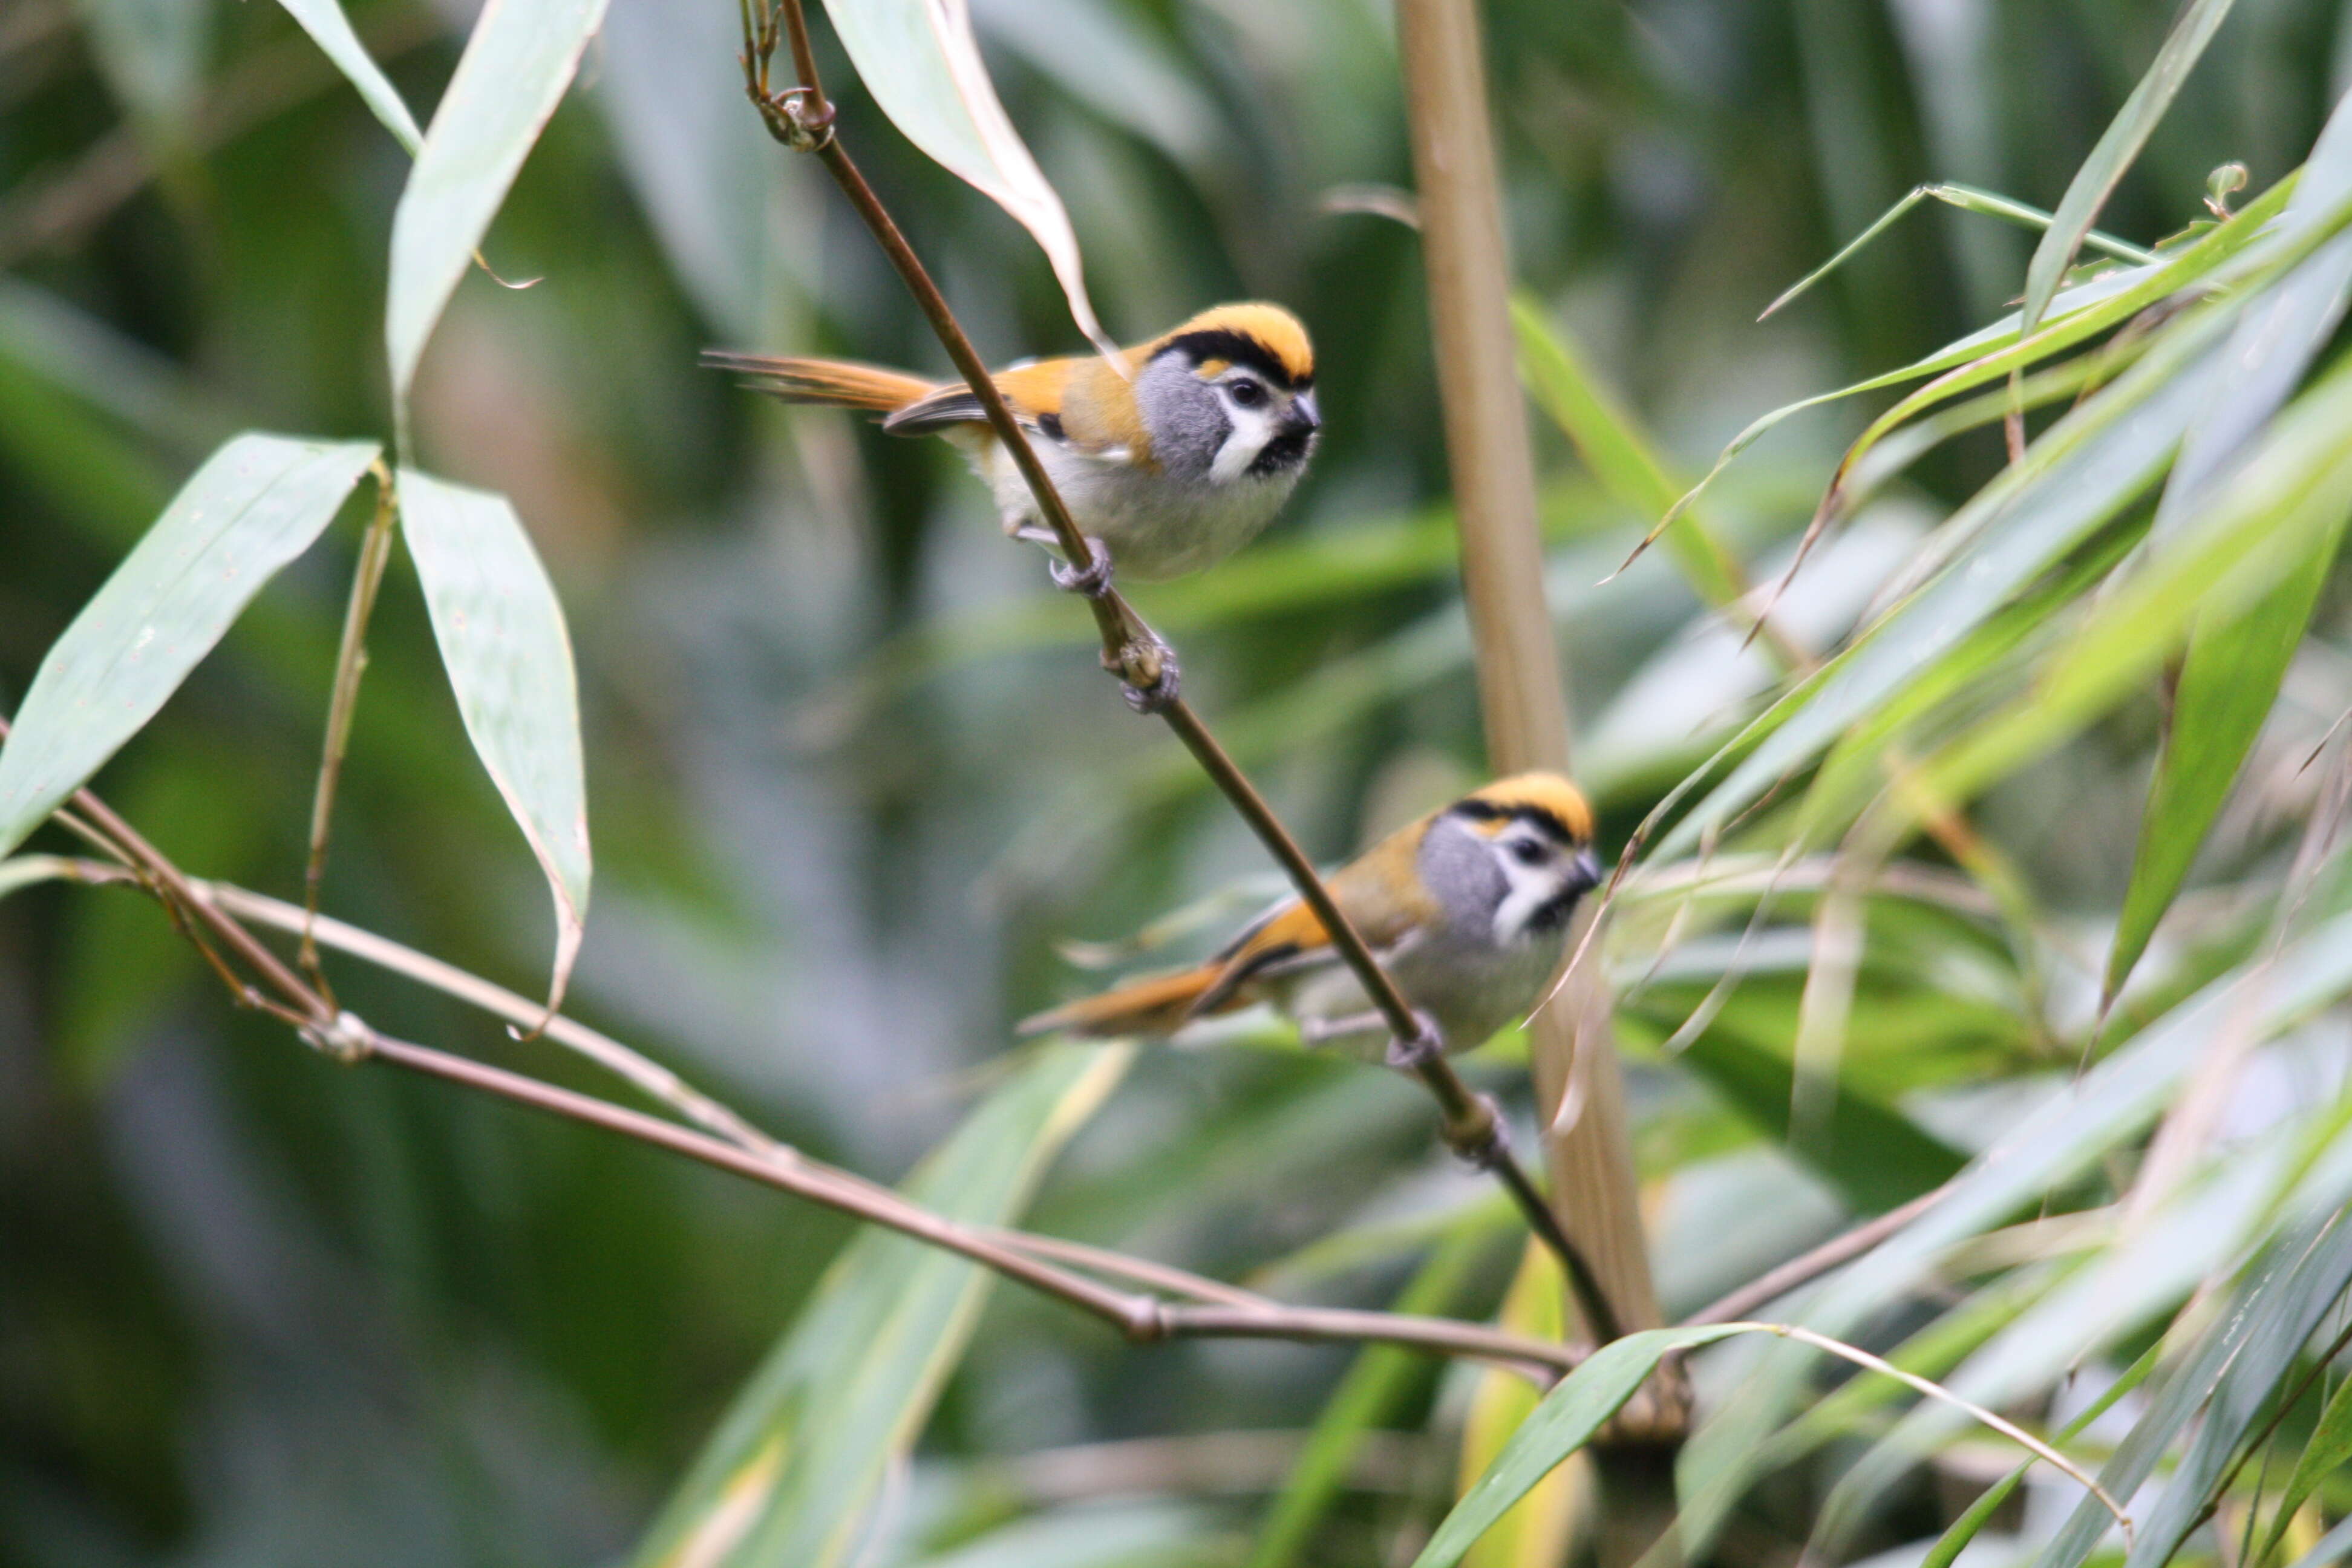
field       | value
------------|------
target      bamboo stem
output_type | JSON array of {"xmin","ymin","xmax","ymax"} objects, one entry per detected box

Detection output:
[
  {"xmin": 1395, "ymin": 0, "xmax": 1661, "ymax": 1353},
  {"xmin": 299, "ymin": 462, "xmax": 399, "ymax": 1001}
]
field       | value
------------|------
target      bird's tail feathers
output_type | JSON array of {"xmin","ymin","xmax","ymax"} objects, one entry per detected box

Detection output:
[
  {"xmin": 701, "ymin": 350, "xmax": 936, "ymax": 414},
  {"xmin": 1017, "ymin": 966, "xmax": 1247, "ymax": 1040}
]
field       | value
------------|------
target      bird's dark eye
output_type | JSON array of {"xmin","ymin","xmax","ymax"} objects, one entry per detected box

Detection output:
[
  {"xmin": 1227, "ymin": 378, "xmax": 1266, "ymax": 408},
  {"xmin": 1511, "ymin": 840, "xmax": 1546, "ymax": 866}
]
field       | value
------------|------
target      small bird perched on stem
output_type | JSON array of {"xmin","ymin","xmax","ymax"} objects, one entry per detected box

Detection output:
[
  {"xmin": 705, "ymin": 303, "xmax": 1321, "ymax": 583},
  {"xmin": 1022, "ymin": 774, "xmax": 1605, "ymax": 1063}
]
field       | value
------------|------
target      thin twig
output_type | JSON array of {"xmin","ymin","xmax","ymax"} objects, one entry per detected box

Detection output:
[
  {"xmin": 201, "ymin": 877, "xmax": 785, "ymax": 1157},
  {"xmin": 0, "ymin": 717, "xmax": 322, "ymax": 1027},
  {"xmin": 195, "ymin": 871, "xmax": 1299, "ymax": 1316},
  {"xmin": 19, "ymin": 841, "xmax": 1580, "ymax": 1384},
  {"xmin": 1684, "ymin": 1180, "xmax": 1955, "ymax": 1327},
  {"xmin": 732, "ymin": 0, "xmax": 1611, "ymax": 1314},
  {"xmin": 300, "ymin": 462, "xmax": 399, "ymax": 1001},
  {"xmin": 356, "ymin": 1029, "xmax": 1581, "ymax": 1380}
]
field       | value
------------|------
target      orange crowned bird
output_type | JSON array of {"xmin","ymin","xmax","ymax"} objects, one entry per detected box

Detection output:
[
  {"xmin": 1021, "ymin": 774, "xmax": 1605, "ymax": 1063},
  {"xmin": 704, "ymin": 304, "xmax": 1320, "ymax": 583}
]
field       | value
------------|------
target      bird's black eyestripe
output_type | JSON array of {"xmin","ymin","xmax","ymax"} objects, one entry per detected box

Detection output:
[
  {"xmin": 1155, "ymin": 330, "xmax": 1310, "ymax": 391},
  {"xmin": 1448, "ymin": 799, "xmax": 1578, "ymax": 846}
]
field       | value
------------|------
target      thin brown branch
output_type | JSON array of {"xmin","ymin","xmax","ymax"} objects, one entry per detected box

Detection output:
[
  {"xmin": 354, "ymin": 1029, "xmax": 1580, "ymax": 1380},
  {"xmin": 301, "ymin": 463, "xmax": 399, "ymax": 1001},
  {"xmin": 194, "ymin": 871, "xmax": 1301, "ymax": 1319},
  {"xmin": 0, "ymin": 716, "xmax": 322, "ymax": 1027},
  {"xmin": 27, "ymin": 840, "xmax": 1579, "ymax": 1383},
  {"xmin": 732, "ymin": 0, "xmax": 1605, "ymax": 1301},
  {"xmin": 200, "ymin": 877, "xmax": 788, "ymax": 1159},
  {"xmin": 1683, "ymin": 1179, "xmax": 1953, "ymax": 1327}
]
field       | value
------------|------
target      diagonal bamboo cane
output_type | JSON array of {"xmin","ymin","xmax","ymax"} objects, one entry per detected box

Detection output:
[{"xmin": 728, "ymin": 0, "xmax": 1612, "ymax": 1307}]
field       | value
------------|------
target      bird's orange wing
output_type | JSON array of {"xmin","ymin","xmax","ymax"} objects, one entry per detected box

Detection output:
[
  {"xmin": 881, "ymin": 356, "xmax": 1080, "ymax": 437},
  {"xmin": 1191, "ymin": 824, "xmax": 1442, "ymax": 1014}
]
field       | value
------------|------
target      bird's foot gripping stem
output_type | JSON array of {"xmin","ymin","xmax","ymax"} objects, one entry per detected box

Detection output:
[
  {"xmin": 1384, "ymin": 1010, "xmax": 1447, "ymax": 1072},
  {"xmin": 1115, "ymin": 633, "xmax": 1181, "ymax": 714},
  {"xmin": 1048, "ymin": 536, "xmax": 1117, "ymax": 599}
]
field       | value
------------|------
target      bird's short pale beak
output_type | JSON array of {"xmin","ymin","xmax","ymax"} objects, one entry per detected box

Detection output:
[
  {"xmin": 1570, "ymin": 848, "xmax": 1604, "ymax": 894},
  {"xmin": 1286, "ymin": 391, "xmax": 1321, "ymax": 434}
]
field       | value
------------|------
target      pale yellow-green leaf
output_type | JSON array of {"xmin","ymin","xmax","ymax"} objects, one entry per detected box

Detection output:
[{"xmin": 822, "ymin": 0, "xmax": 1116, "ymax": 356}]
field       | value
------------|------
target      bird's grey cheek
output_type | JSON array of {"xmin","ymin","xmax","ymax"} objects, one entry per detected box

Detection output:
[
  {"xmin": 1418, "ymin": 823, "xmax": 1507, "ymax": 931},
  {"xmin": 1135, "ymin": 362, "xmax": 1231, "ymax": 478}
]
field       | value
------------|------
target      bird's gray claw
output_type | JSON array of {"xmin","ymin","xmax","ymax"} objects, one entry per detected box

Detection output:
[
  {"xmin": 1385, "ymin": 1011, "xmax": 1446, "ymax": 1071},
  {"xmin": 1050, "ymin": 538, "xmax": 1116, "ymax": 599}
]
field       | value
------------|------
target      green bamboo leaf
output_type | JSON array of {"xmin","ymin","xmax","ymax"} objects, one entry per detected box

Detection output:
[
  {"xmin": 1412, "ymin": 1327, "xmax": 1743, "ymax": 1568},
  {"xmin": 1658, "ymin": 174, "xmax": 2293, "ymax": 545},
  {"xmin": 1509, "ymin": 295, "xmax": 1748, "ymax": 612},
  {"xmin": 272, "ymin": 0, "xmax": 424, "ymax": 154},
  {"xmin": 1831, "ymin": 175, "xmax": 2304, "ymax": 507},
  {"xmin": 1762, "ymin": 183, "xmax": 2157, "ymax": 322},
  {"xmin": 2104, "ymin": 532, "xmax": 2348, "ymax": 1005},
  {"xmin": 1919, "ymin": 365, "xmax": 2352, "ymax": 812},
  {"xmin": 1814, "ymin": 1141, "xmax": 2303, "ymax": 1553},
  {"xmin": 397, "ymin": 470, "xmax": 592, "ymax": 1013},
  {"xmin": 822, "ymin": 0, "xmax": 1116, "ymax": 354},
  {"xmin": 1249, "ymin": 1225, "xmax": 1491, "ymax": 1568},
  {"xmin": 0, "ymin": 433, "xmax": 377, "ymax": 858},
  {"xmin": 2103, "ymin": 87, "xmax": 2352, "ymax": 1005},
  {"xmin": 631, "ymin": 1043, "xmax": 1132, "ymax": 1568},
  {"xmin": 2035, "ymin": 1204, "xmax": 2352, "ymax": 1568},
  {"xmin": 1677, "ymin": 907, "xmax": 2352, "ymax": 1555},
  {"xmin": 1919, "ymin": 1343, "xmax": 2162, "ymax": 1568},
  {"xmin": 2253, "ymin": 1369, "xmax": 2352, "ymax": 1568},
  {"xmin": 2020, "ymin": 0, "xmax": 2241, "ymax": 332},
  {"xmin": 1653, "ymin": 314, "xmax": 2231, "ymax": 864},
  {"xmin": 385, "ymin": 0, "xmax": 612, "ymax": 407}
]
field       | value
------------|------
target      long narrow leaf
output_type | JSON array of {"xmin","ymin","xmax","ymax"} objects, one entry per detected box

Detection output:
[
  {"xmin": 0, "ymin": 433, "xmax": 377, "ymax": 857},
  {"xmin": 1249, "ymin": 1226, "xmax": 1489, "ymax": 1568},
  {"xmin": 1919, "ymin": 365, "xmax": 2352, "ymax": 811},
  {"xmin": 1413, "ymin": 1327, "xmax": 1741, "ymax": 1568},
  {"xmin": 1656, "ymin": 175, "xmax": 2293, "ymax": 546},
  {"xmin": 822, "ymin": 0, "xmax": 1115, "ymax": 355},
  {"xmin": 1677, "ymin": 908, "xmax": 2352, "ymax": 1552},
  {"xmin": 2253, "ymin": 1368, "xmax": 2352, "ymax": 1568},
  {"xmin": 1458, "ymin": 1246, "xmax": 1582, "ymax": 1568},
  {"xmin": 2103, "ymin": 85, "xmax": 2352, "ymax": 1002},
  {"xmin": 2105, "ymin": 531, "xmax": 2349, "ymax": 1004},
  {"xmin": 1653, "ymin": 321, "xmax": 2230, "ymax": 864},
  {"xmin": 398, "ymin": 470, "xmax": 592, "ymax": 1012},
  {"xmin": 632, "ymin": 1043, "xmax": 1131, "ymax": 1568},
  {"xmin": 2021, "ymin": 0, "xmax": 2240, "ymax": 330},
  {"xmin": 272, "ymin": 0, "xmax": 424, "ymax": 152},
  {"xmin": 1920, "ymin": 1344, "xmax": 2163, "ymax": 1568},
  {"xmin": 1510, "ymin": 296, "xmax": 1748, "ymax": 613},
  {"xmin": 385, "ymin": 0, "xmax": 611, "ymax": 407}
]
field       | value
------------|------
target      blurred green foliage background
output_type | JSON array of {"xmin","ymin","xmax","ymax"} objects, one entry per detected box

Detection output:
[{"xmin": 5, "ymin": 1, "xmax": 2352, "ymax": 1564}]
